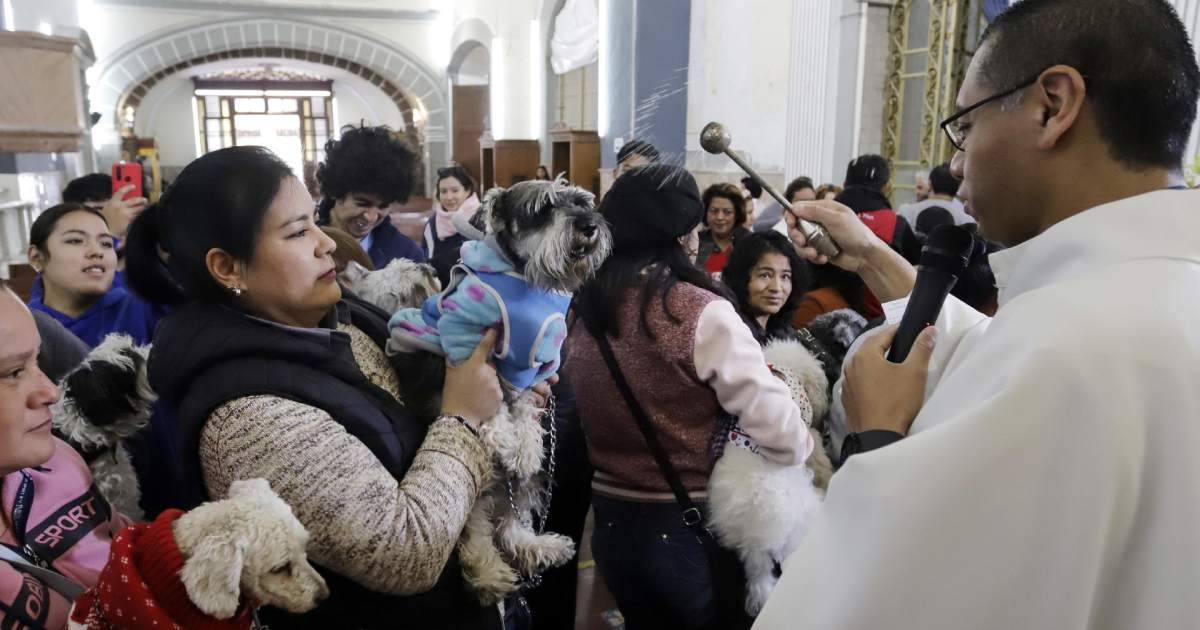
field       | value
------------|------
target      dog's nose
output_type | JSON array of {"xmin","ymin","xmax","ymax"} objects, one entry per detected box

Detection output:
[{"xmin": 575, "ymin": 219, "xmax": 598, "ymax": 239}]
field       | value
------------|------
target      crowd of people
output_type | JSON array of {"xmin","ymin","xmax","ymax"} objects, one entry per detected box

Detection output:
[{"xmin": 2, "ymin": 0, "xmax": 1200, "ymax": 628}]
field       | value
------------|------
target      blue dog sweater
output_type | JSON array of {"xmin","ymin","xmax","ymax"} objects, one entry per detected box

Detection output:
[{"xmin": 388, "ymin": 238, "xmax": 571, "ymax": 391}]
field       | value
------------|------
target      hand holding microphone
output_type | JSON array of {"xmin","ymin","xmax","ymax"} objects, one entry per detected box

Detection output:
[{"xmin": 842, "ymin": 225, "xmax": 972, "ymax": 437}]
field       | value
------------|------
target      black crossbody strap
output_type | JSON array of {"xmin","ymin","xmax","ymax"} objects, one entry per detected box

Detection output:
[{"xmin": 591, "ymin": 333, "xmax": 705, "ymax": 529}]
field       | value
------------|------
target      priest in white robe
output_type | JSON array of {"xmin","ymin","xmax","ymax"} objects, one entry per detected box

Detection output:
[{"xmin": 757, "ymin": 1, "xmax": 1200, "ymax": 629}]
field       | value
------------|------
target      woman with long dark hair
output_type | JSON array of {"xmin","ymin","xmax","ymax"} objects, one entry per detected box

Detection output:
[
  {"xmin": 721, "ymin": 231, "xmax": 812, "ymax": 345},
  {"xmin": 123, "ymin": 145, "xmax": 512, "ymax": 629},
  {"xmin": 566, "ymin": 164, "xmax": 812, "ymax": 630}
]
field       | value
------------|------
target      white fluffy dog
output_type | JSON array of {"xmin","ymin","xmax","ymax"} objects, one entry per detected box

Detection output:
[
  {"xmin": 69, "ymin": 478, "xmax": 328, "ymax": 629},
  {"xmin": 175, "ymin": 478, "xmax": 328, "ymax": 619},
  {"xmin": 52, "ymin": 334, "xmax": 156, "ymax": 521},
  {"xmin": 707, "ymin": 338, "xmax": 834, "ymax": 616}
]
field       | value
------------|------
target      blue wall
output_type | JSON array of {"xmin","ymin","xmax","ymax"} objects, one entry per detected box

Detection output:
[{"xmin": 600, "ymin": 0, "xmax": 692, "ymax": 167}]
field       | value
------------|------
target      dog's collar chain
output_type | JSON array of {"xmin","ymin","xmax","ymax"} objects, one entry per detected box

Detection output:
[{"xmin": 504, "ymin": 393, "xmax": 558, "ymax": 591}]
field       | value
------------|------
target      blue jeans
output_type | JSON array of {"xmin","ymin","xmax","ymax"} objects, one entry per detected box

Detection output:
[{"xmin": 591, "ymin": 496, "xmax": 748, "ymax": 630}]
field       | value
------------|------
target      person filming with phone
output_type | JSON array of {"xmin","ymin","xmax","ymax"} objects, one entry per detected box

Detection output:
[{"xmin": 755, "ymin": 1, "xmax": 1200, "ymax": 629}]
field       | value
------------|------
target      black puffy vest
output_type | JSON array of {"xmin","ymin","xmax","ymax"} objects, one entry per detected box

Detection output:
[{"xmin": 149, "ymin": 296, "xmax": 501, "ymax": 629}]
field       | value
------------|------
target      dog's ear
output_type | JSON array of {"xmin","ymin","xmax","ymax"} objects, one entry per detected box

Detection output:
[
  {"xmin": 53, "ymin": 334, "xmax": 156, "ymax": 450},
  {"xmin": 180, "ymin": 534, "xmax": 246, "ymax": 619},
  {"xmin": 339, "ymin": 261, "xmax": 371, "ymax": 286},
  {"xmin": 476, "ymin": 187, "xmax": 507, "ymax": 235}
]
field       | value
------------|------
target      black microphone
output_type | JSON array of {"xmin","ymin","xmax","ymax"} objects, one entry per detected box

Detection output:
[{"xmin": 886, "ymin": 225, "xmax": 974, "ymax": 363}]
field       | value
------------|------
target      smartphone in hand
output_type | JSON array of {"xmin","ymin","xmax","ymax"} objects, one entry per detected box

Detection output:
[{"xmin": 112, "ymin": 161, "xmax": 144, "ymax": 201}]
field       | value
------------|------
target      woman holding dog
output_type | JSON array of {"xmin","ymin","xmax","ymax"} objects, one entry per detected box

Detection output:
[
  {"xmin": 0, "ymin": 280, "xmax": 131, "ymax": 629},
  {"xmin": 566, "ymin": 164, "xmax": 814, "ymax": 629},
  {"xmin": 125, "ymin": 146, "xmax": 514, "ymax": 629},
  {"xmin": 720, "ymin": 231, "xmax": 812, "ymax": 347}
]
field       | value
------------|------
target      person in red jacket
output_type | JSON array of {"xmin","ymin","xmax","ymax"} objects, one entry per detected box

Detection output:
[
  {"xmin": 834, "ymin": 154, "xmax": 922, "ymax": 264},
  {"xmin": 832, "ymin": 155, "xmax": 923, "ymax": 319}
]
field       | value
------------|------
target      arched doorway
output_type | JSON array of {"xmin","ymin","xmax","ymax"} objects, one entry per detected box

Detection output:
[{"xmin": 91, "ymin": 16, "xmax": 448, "ymax": 194}]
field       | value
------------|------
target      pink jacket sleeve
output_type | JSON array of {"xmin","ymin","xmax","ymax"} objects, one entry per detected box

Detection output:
[{"xmin": 693, "ymin": 300, "xmax": 814, "ymax": 466}]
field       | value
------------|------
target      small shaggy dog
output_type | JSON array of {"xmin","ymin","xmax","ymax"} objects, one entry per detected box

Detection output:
[
  {"xmin": 388, "ymin": 178, "xmax": 612, "ymax": 604},
  {"xmin": 339, "ymin": 258, "xmax": 442, "ymax": 315},
  {"xmin": 707, "ymin": 338, "xmax": 834, "ymax": 616},
  {"xmin": 69, "ymin": 478, "xmax": 327, "ymax": 629},
  {"xmin": 52, "ymin": 334, "xmax": 155, "ymax": 521}
]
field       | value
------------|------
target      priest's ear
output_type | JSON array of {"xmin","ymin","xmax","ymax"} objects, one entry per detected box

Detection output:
[{"xmin": 1032, "ymin": 65, "xmax": 1088, "ymax": 153}]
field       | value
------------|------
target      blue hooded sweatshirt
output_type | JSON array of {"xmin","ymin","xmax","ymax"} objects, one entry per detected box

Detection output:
[{"xmin": 28, "ymin": 284, "xmax": 164, "ymax": 348}]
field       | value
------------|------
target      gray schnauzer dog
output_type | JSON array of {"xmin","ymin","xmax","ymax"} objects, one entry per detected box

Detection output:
[
  {"xmin": 52, "ymin": 334, "xmax": 156, "ymax": 521},
  {"xmin": 339, "ymin": 258, "xmax": 442, "ymax": 315},
  {"xmin": 388, "ymin": 177, "xmax": 612, "ymax": 605}
]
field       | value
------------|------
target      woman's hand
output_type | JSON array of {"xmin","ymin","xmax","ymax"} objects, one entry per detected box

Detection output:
[
  {"xmin": 528, "ymin": 374, "xmax": 560, "ymax": 409},
  {"xmin": 842, "ymin": 324, "xmax": 937, "ymax": 435},
  {"xmin": 441, "ymin": 329, "xmax": 504, "ymax": 430}
]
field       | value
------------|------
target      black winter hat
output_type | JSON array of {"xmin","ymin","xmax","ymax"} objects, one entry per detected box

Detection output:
[
  {"xmin": 616, "ymin": 139, "xmax": 660, "ymax": 164},
  {"xmin": 600, "ymin": 163, "xmax": 702, "ymax": 251}
]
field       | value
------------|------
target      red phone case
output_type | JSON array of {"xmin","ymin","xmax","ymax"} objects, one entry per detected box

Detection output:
[{"xmin": 112, "ymin": 162, "xmax": 144, "ymax": 201}]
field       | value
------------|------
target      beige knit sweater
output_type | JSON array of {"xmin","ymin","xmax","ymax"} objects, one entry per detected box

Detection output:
[{"xmin": 198, "ymin": 323, "xmax": 490, "ymax": 596}]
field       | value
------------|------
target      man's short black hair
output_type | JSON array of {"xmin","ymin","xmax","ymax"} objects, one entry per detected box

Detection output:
[
  {"xmin": 980, "ymin": 0, "xmax": 1199, "ymax": 169},
  {"xmin": 844, "ymin": 154, "xmax": 890, "ymax": 190},
  {"xmin": 616, "ymin": 139, "xmax": 660, "ymax": 164},
  {"xmin": 928, "ymin": 163, "xmax": 960, "ymax": 197},
  {"xmin": 740, "ymin": 177, "xmax": 762, "ymax": 200},
  {"xmin": 62, "ymin": 173, "xmax": 113, "ymax": 203}
]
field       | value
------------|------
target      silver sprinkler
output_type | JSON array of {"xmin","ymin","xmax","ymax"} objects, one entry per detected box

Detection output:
[{"xmin": 699, "ymin": 121, "xmax": 841, "ymax": 258}]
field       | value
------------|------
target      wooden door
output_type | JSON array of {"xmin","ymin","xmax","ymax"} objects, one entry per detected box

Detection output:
[{"xmin": 452, "ymin": 85, "xmax": 489, "ymax": 186}]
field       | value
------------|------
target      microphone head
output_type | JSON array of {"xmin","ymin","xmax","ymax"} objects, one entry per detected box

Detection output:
[{"xmin": 919, "ymin": 225, "xmax": 974, "ymax": 276}]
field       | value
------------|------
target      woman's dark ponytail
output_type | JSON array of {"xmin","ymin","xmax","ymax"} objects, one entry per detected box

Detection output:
[
  {"xmin": 122, "ymin": 146, "xmax": 293, "ymax": 308},
  {"xmin": 124, "ymin": 200, "xmax": 186, "ymax": 307}
]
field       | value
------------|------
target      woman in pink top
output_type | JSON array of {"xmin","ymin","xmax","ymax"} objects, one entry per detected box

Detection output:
[
  {"xmin": 567, "ymin": 164, "xmax": 811, "ymax": 630},
  {"xmin": 0, "ymin": 281, "xmax": 128, "ymax": 629}
]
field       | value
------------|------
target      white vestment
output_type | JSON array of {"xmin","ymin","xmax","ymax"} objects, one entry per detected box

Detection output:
[{"xmin": 754, "ymin": 190, "xmax": 1200, "ymax": 630}]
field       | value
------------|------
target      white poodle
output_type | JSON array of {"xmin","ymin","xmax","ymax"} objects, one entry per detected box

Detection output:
[
  {"xmin": 706, "ymin": 338, "xmax": 833, "ymax": 616},
  {"xmin": 69, "ymin": 478, "xmax": 328, "ymax": 629}
]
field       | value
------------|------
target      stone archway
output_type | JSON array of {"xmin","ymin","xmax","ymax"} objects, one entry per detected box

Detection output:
[{"xmin": 92, "ymin": 15, "xmax": 448, "ymax": 193}]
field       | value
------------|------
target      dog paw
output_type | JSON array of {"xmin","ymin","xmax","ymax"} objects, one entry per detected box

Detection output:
[
  {"xmin": 458, "ymin": 547, "xmax": 520, "ymax": 607},
  {"xmin": 744, "ymin": 577, "xmax": 776, "ymax": 616},
  {"xmin": 512, "ymin": 532, "xmax": 576, "ymax": 575},
  {"xmin": 462, "ymin": 558, "xmax": 520, "ymax": 606}
]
